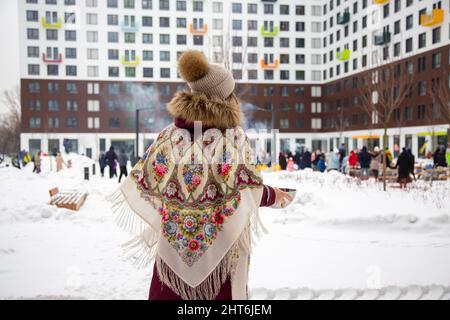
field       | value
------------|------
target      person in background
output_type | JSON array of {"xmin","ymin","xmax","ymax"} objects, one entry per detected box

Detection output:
[
  {"xmin": 287, "ymin": 157, "xmax": 295, "ymax": 172},
  {"xmin": 406, "ymin": 149, "xmax": 416, "ymax": 180},
  {"xmin": 369, "ymin": 146, "xmax": 381, "ymax": 180},
  {"xmin": 278, "ymin": 151, "xmax": 287, "ymax": 170},
  {"xmin": 327, "ymin": 148, "xmax": 340, "ymax": 171},
  {"xmin": 358, "ymin": 146, "xmax": 371, "ymax": 179},
  {"xmin": 432, "ymin": 147, "xmax": 440, "ymax": 167},
  {"xmin": 435, "ymin": 145, "xmax": 448, "ymax": 168},
  {"xmin": 23, "ymin": 151, "xmax": 31, "ymax": 167},
  {"xmin": 385, "ymin": 147, "xmax": 393, "ymax": 168},
  {"xmin": 348, "ymin": 150, "xmax": 359, "ymax": 169},
  {"xmin": 55, "ymin": 152, "xmax": 67, "ymax": 172},
  {"xmin": 118, "ymin": 149, "xmax": 129, "ymax": 183},
  {"xmin": 311, "ymin": 150, "xmax": 318, "ymax": 170},
  {"xmin": 338, "ymin": 143, "xmax": 346, "ymax": 171},
  {"xmin": 99, "ymin": 152, "xmax": 107, "ymax": 177},
  {"xmin": 317, "ymin": 154, "xmax": 326, "ymax": 173},
  {"xmin": 341, "ymin": 153, "xmax": 349, "ymax": 174},
  {"xmin": 33, "ymin": 151, "xmax": 41, "ymax": 174},
  {"xmin": 395, "ymin": 148, "xmax": 413, "ymax": 188},
  {"xmin": 294, "ymin": 151, "xmax": 302, "ymax": 169},
  {"xmin": 301, "ymin": 148, "xmax": 312, "ymax": 169},
  {"xmin": 446, "ymin": 149, "xmax": 450, "ymax": 167},
  {"xmin": 106, "ymin": 146, "xmax": 118, "ymax": 178}
]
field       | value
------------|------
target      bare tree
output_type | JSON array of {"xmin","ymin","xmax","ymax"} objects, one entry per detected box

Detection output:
[
  {"xmin": 358, "ymin": 54, "xmax": 415, "ymax": 190},
  {"xmin": 0, "ymin": 86, "xmax": 21, "ymax": 161},
  {"xmin": 430, "ymin": 68, "xmax": 450, "ymax": 149}
]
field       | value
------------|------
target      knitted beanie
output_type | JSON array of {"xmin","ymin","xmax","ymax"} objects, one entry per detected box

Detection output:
[{"xmin": 178, "ymin": 50, "xmax": 235, "ymax": 100}]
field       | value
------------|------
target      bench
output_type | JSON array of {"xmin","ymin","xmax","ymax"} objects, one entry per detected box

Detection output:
[{"xmin": 49, "ymin": 187, "xmax": 88, "ymax": 211}]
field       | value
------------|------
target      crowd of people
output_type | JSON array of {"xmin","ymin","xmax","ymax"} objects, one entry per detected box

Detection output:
[
  {"xmin": 98, "ymin": 146, "xmax": 131, "ymax": 183},
  {"xmin": 276, "ymin": 143, "xmax": 449, "ymax": 184}
]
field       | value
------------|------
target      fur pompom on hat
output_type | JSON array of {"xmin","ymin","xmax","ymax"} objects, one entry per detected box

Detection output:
[{"xmin": 177, "ymin": 50, "xmax": 235, "ymax": 100}]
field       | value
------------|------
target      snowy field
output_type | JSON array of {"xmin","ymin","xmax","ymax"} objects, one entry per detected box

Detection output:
[{"xmin": 0, "ymin": 154, "xmax": 449, "ymax": 300}]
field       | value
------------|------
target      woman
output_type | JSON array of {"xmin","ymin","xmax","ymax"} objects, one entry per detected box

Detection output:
[
  {"xmin": 55, "ymin": 152, "xmax": 66, "ymax": 172},
  {"xmin": 33, "ymin": 151, "xmax": 41, "ymax": 174},
  {"xmin": 111, "ymin": 51, "xmax": 292, "ymax": 300},
  {"xmin": 369, "ymin": 146, "xmax": 381, "ymax": 180}
]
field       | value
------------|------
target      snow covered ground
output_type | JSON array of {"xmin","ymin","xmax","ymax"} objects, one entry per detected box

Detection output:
[{"xmin": 0, "ymin": 154, "xmax": 449, "ymax": 300}]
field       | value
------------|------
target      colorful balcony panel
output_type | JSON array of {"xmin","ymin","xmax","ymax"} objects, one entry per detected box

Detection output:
[
  {"xmin": 373, "ymin": 0, "xmax": 389, "ymax": 4},
  {"xmin": 260, "ymin": 59, "xmax": 279, "ymax": 69},
  {"xmin": 121, "ymin": 56, "xmax": 141, "ymax": 66},
  {"xmin": 420, "ymin": 9, "xmax": 444, "ymax": 27},
  {"xmin": 40, "ymin": 17, "xmax": 62, "ymax": 29},
  {"xmin": 42, "ymin": 53, "xmax": 62, "ymax": 63},
  {"xmin": 336, "ymin": 50, "xmax": 350, "ymax": 61},
  {"xmin": 188, "ymin": 24, "xmax": 208, "ymax": 34},
  {"xmin": 120, "ymin": 22, "xmax": 141, "ymax": 32},
  {"xmin": 260, "ymin": 26, "xmax": 279, "ymax": 37}
]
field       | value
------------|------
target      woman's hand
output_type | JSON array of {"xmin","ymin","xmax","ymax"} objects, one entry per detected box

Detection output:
[{"xmin": 273, "ymin": 188, "xmax": 294, "ymax": 208}]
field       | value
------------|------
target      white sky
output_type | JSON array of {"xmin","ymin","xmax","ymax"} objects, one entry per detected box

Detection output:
[{"xmin": 0, "ymin": 1, "xmax": 19, "ymax": 98}]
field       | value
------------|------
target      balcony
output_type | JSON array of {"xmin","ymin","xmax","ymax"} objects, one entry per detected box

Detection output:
[
  {"xmin": 374, "ymin": 32, "xmax": 391, "ymax": 46},
  {"xmin": 420, "ymin": 9, "xmax": 444, "ymax": 27},
  {"xmin": 120, "ymin": 22, "xmax": 140, "ymax": 33},
  {"xmin": 40, "ymin": 17, "xmax": 62, "ymax": 29},
  {"xmin": 373, "ymin": 0, "xmax": 389, "ymax": 4},
  {"xmin": 260, "ymin": 26, "xmax": 279, "ymax": 37},
  {"xmin": 336, "ymin": 49, "xmax": 350, "ymax": 61},
  {"xmin": 188, "ymin": 23, "xmax": 208, "ymax": 35},
  {"xmin": 42, "ymin": 53, "xmax": 62, "ymax": 63},
  {"xmin": 337, "ymin": 12, "xmax": 350, "ymax": 25},
  {"xmin": 121, "ymin": 56, "xmax": 141, "ymax": 66},
  {"xmin": 260, "ymin": 59, "xmax": 279, "ymax": 69}
]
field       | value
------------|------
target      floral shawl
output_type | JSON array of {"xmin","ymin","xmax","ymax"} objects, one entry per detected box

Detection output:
[{"xmin": 110, "ymin": 123, "xmax": 264, "ymax": 300}]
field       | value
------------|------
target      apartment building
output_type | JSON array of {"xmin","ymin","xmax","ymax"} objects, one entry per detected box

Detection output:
[{"xmin": 18, "ymin": 0, "xmax": 450, "ymax": 159}]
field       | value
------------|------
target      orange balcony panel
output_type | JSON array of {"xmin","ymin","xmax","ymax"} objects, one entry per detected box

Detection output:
[
  {"xmin": 260, "ymin": 59, "xmax": 279, "ymax": 69},
  {"xmin": 421, "ymin": 9, "xmax": 444, "ymax": 27},
  {"xmin": 373, "ymin": 0, "xmax": 389, "ymax": 4},
  {"xmin": 189, "ymin": 24, "xmax": 208, "ymax": 34}
]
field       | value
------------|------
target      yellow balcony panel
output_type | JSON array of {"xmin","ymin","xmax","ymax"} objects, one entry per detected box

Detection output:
[
  {"xmin": 40, "ymin": 17, "xmax": 62, "ymax": 29},
  {"xmin": 336, "ymin": 49, "xmax": 351, "ymax": 61},
  {"xmin": 188, "ymin": 24, "xmax": 208, "ymax": 34},
  {"xmin": 121, "ymin": 56, "xmax": 141, "ymax": 66},
  {"xmin": 373, "ymin": 0, "xmax": 389, "ymax": 4},
  {"xmin": 421, "ymin": 9, "xmax": 444, "ymax": 27},
  {"xmin": 260, "ymin": 59, "xmax": 279, "ymax": 69}
]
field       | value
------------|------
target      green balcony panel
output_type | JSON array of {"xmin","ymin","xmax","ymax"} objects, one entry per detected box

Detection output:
[{"xmin": 260, "ymin": 25, "xmax": 279, "ymax": 37}]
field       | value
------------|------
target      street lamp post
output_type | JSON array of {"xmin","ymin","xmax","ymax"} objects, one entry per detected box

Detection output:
[
  {"xmin": 248, "ymin": 105, "xmax": 278, "ymax": 165},
  {"xmin": 135, "ymin": 106, "xmax": 153, "ymax": 159}
]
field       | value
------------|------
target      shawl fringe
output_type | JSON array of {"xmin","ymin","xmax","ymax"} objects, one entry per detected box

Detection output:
[{"xmin": 108, "ymin": 188, "xmax": 267, "ymax": 298}]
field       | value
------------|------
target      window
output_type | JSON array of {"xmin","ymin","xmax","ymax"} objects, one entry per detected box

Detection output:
[
  {"xmin": 27, "ymin": 28, "xmax": 39, "ymax": 40},
  {"xmin": 65, "ymin": 30, "xmax": 76, "ymax": 41},
  {"xmin": 232, "ymin": 3, "xmax": 241, "ymax": 13},
  {"xmin": 109, "ymin": 67, "xmax": 119, "ymax": 77},
  {"xmin": 159, "ymin": 0, "xmax": 169, "ymax": 10},
  {"xmin": 160, "ymin": 68, "xmax": 170, "ymax": 78},
  {"xmin": 432, "ymin": 27, "xmax": 441, "ymax": 44},
  {"xmin": 66, "ymin": 100, "xmax": 78, "ymax": 111},
  {"xmin": 160, "ymin": 17, "xmax": 170, "ymax": 27},
  {"xmin": 26, "ymin": 10, "xmax": 38, "ymax": 21},
  {"xmin": 87, "ymin": 100, "xmax": 100, "ymax": 112},
  {"xmin": 176, "ymin": 1, "xmax": 186, "ymax": 11},
  {"xmin": 29, "ymin": 117, "xmax": 41, "ymax": 129},
  {"xmin": 87, "ymin": 117, "xmax": 100, "ymax": 129},
  {"xmin": 125, "ymin": 67, "xmax": 136, "ymax": 77},
  {"xmin": 109, "ymin": 118, "xmax": 120, "ymax": 128},
  {"xmin": 66, "ymin": 66, "xmax": 77, "ymax": 76},
  {"xmin": 28, "ymin": 64, "xmax": 40, "ymax": 75},
  {"xmin": 143, "ymin": 68, "xmax": 153, "ymax": 78},
  {"xmin": 87, "ymin": 31, "xmax": 98, "ymax": 42},
  {"xmin": 47, "ymin": 65, "xmax": 59, "ymax": 76},
  {"xmin": 311, "ymin": 118, "xmax": 322, "ymax": 129},
  {"xmin": 280, "ymin": 119, "xmax": 289, "ymax": 129},
  {"xmin": 48, "ymin": 100, "xmax": 59, "ymax": 111},
  {"xmin": 432, "ymin": 53, "xmax": 441, "ymax": 69},
  {"xmin": 66, "ymin": 117, "xmax": 78, "ymax": 128}
]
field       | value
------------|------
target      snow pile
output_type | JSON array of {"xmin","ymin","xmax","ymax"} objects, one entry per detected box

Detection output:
[
  {"xmin": 261, "ymin": 170, "xmax": 450, "ymax": 233},
  {"xmin": 0, "ymin": 155, "xmax": 449, "ymax": 300}
]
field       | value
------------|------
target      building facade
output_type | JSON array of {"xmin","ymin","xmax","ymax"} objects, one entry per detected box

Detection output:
[{"xmin": 19, "ymin": 0, "xmax": 450, "ymax": 159}]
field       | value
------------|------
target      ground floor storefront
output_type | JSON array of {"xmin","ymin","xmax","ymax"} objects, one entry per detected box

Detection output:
[{"xmin": 21, "ymin": 124, "xmax": 449, "ymax": 161}]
